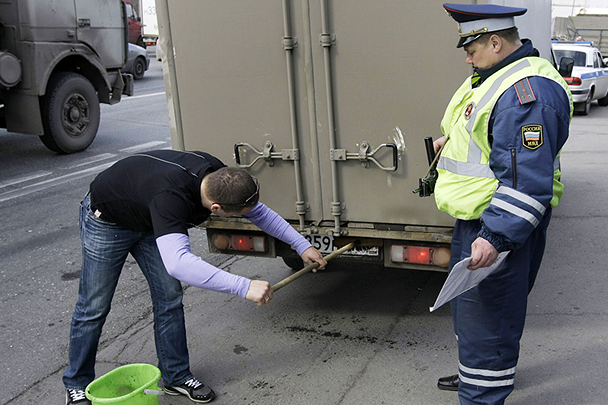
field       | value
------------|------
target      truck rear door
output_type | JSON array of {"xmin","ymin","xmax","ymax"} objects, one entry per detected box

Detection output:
[{"xmin": 158, "ymin": 0, "xmax": 468, "ymax": 228}]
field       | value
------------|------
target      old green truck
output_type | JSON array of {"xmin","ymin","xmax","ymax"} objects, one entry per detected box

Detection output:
[{"xmin": 0, "ymin": 0, "xmax": 133, "ymax": 153}]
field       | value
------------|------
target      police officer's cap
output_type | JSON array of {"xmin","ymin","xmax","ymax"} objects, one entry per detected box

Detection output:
[{"xmin": 443, "ymin": 3, "xmax": 527, "ymax": 48}]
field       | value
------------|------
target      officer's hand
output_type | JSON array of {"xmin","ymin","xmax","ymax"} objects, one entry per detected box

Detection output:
[
  {"xmin": 301, "ymin": 247, "xmax": 327, "ymax": 272},
  {"xmin": 468, "ymin": 237, "xmax": 499, "ymax": 270},
  {"xmin": 245, "ymin": 280, "xmax": 273, "ymax": 306},
  {"xmin": 433, "ymin": 136, "xmax": 447, "ymax": 155}
]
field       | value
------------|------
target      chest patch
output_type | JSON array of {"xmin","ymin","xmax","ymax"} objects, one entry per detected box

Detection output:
[
  {"xmin": 464, "ymin": 102, "xmax": 476, "ymax": 120},
  {"xmin": 522, "ymin": 124, "xmax": 543, "ymax": 150}
]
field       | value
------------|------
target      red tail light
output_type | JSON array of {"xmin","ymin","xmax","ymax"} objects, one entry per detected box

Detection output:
[
  {"xmin": 564, "ymin": 77, "xmax": 582, "ymax": 86},
  {"xmin": 231, "ymin": 236, "xmax": 250, "ymax": 251},
  {"xmin": 211, "ymin": 233, "xmax": 267, "ymax": 252},
  {"xmin": 390, "ymin": 244, "xmax": 450, "ymax": 267}
]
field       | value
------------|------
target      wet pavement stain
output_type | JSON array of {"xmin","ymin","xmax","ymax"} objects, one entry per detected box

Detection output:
[
  {"xmin": 61, "ymin": 270, "xmax": 81, "ymax": 281},
  {"xmin": 285, "ymin": 325, "xmax": 389, "ymax": 345},
  {"xmin": 233, "ymin": 344, "xmax": 249, "ymax": 355}
]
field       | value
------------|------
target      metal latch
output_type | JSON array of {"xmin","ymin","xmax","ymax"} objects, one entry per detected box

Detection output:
[
  {"xmin": 234, "ymin": 141, "xmax": 299, "ymax": 168},
  {"xmin": 330, "ymin": 142, "xmax": 398, "ymax": 171}
]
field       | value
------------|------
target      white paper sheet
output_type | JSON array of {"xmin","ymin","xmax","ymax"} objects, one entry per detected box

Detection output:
[{"xmin": 429, "ymin": 251, "xmax": 510, "ymax": 312}]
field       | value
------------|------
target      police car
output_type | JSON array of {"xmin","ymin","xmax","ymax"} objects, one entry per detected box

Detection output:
[{"xmin": 552, "ymin": 41, "xmax": 608, "ymax": 115}]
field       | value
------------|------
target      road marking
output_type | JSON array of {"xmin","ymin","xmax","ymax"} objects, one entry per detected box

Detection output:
[
  {"xmin": 120, "ymin": 141, "xmax": 167, "ymax": 153},
  {"xmin": 0, "ymin": 142, "xmax": 170, "ymax": 203},
  {"xmin": 122, "ymin": 91, "xmax": 166, "ymax": 100},
  {"xmin": 65, "ymin": 153, "xmax": 118, "ymax": 169},
  {"xmin": 0, "ymin": 162, "xmax": 115, "ymax": 203},
  {"xmin": 0, "ymin": 171, "xmax": 53, "ymax": 189}
]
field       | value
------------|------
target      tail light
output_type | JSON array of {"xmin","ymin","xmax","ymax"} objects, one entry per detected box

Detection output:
[
  {"xmin": 564, "ymin": 77, "xmax": 582, "ymax": 86},
  {"xmin": 211, "ymin": 233, "xmax": 267, "ymax": 253},
  {"xmin": 390, "ymin": 244, "xmax": 450, "ymax": 267}
]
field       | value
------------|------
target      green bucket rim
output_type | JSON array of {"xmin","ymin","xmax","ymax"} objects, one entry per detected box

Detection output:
[{"xmin": 85, "ymin": 363, "xmax": 161, "ymax": 404}]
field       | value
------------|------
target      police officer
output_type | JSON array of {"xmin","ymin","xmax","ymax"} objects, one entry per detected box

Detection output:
[{"xmin": 433, "ymin": 4, "xmax": 572, "ymax": 404}]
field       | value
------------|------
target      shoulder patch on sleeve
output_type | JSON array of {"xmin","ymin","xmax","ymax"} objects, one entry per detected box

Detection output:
[
  {"xmin": 522, "ymin": 124, "xmax": 543, "ymax": 150},
  {"xmin": 514, "ymin": 78, "xmax": 536, "ymax": 104}
]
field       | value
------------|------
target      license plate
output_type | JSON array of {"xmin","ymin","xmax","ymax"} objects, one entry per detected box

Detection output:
[
  {"xmin": 305, "ymin": 234, "xmax": 380, "ymax": 257},
  {"xmin": 305, "ymin": 234, "xmax": 335, "ymax": 254}
]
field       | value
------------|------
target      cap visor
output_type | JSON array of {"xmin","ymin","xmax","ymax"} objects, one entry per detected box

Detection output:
[{"xmin": 457, "ymin": 34, "xmax": 482, "ymax": 48}]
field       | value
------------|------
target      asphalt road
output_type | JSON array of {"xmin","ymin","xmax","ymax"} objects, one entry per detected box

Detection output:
[{"xmin": 1, "ymin": 55, "xmax": 608, "ymax": 405}]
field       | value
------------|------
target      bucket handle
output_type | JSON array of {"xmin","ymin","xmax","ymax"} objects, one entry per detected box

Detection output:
[{"xmin": 144, "ymin": 389, "xmax": 165, "ymax": 396}]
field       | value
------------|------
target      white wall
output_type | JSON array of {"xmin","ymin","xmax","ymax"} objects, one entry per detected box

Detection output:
[
  {"xmin": 489, "ymin": 0, "xmax": 553, "ymax": 60},
  {"xmin": 553, "ymin": 1, "xmax": 608, "ymax": 18}
]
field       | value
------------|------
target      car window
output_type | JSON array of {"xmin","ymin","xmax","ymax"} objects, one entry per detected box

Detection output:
[
  {"xmin": 125, "ymin": 3, "xmax": 139, "ymax": 20},
  {"xmin": 553, "ymin": 49, "xmax": 587, "ymax": 67},
  {"xmin": 593, "ymin": 52, "xmax": 600, "ymax": 68}
]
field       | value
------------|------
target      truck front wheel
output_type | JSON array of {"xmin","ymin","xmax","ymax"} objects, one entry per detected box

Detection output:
[{"xmin": 40, "ymin": 72, "xmax": 101, "ymax": 154}]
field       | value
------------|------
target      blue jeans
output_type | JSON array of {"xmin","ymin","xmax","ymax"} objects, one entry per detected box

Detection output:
[{"xmin": 63, "ymin": 195, "xmax": 193, "ymax": 390}]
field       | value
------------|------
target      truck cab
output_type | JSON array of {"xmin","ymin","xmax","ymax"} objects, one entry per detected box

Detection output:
[
  {"xmin": 123, "ymin": 0, "xmax": 145, "ymax": 48},
  {"xmin": 0, "ymin": 0, "xmax": 133, "ymax": 153}
]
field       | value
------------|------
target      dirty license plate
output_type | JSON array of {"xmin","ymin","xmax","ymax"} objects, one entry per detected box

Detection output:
[{"xmin": 305, "ymin": 235, "xmax": 380, "ymax": 257}]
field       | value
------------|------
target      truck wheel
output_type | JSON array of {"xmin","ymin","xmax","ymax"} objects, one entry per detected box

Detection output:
[
  {"xmin": 282, "ymin": 256, "xmax": 304, "ymax": 270},
  {"xmin": 40, "ymin": 72, "xmax": 100, "ymax": 154},
  {"xmin": 133, "ymin": 57, "xmax": 146, "ymax": 80}
]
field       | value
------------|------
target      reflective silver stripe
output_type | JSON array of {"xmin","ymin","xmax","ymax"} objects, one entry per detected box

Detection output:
[
  {"xmin": 554, "ymin": 155, "xmax": 561, "ymax": 172},
  {"xmin": 495, "ymin": 186, "xmax": 546, "ymax": 215},
  {"xmin": 460, "ymin": 60, "xmax": 532, "ymax": 167},
  {"xmin": 438, "ymin": 156, "xmax": 496, "ymax": 179},
  {"xmin": 459, "ymin": 374, "xmax": 515, "ymax": 388},
  {"xmin": 468, "ymin": 137, "xmax": 482, "ymax": 164},
  {"xmin": 459, "ymin": 363, "xmax": 516, "ymax": 377},
  {"xmin": 465, "ymin": 59, "xmax": 532, "ymax": 135},
  {"xmin": 490, "ymin": 198, "xmax": 540, "ymax": 227}
]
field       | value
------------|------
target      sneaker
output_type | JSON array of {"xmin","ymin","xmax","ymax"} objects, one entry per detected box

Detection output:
[
  {"xmin": 65, "ymin": 389, "xmax": 91, "ymax": 405},
  {"xmin": 163, "ymin": 377, "xmax": 216, "ymax": 403}
]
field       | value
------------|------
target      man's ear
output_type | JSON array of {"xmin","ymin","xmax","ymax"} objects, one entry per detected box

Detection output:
[
  {"xmin": 210, "ymin": 203, "xmax": 222, "ymax": 213},
  {"xmin": 490, "ymin": 34, "xmax": 502, "ymax": 52}
]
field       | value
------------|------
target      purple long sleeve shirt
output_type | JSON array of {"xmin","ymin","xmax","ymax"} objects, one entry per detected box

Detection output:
[{"xmin": 156, "ymin": 203, "xmax": 312, "ymax": 298}]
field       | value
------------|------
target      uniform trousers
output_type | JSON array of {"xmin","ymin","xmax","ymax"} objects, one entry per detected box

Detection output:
[{"xmin": 449, "ymin": 210, "xmax": 551, "ymax": 405}]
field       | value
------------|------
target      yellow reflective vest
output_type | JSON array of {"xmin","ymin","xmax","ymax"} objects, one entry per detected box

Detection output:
[{"xmin": 434, "ymin": 56, "xmax": 573, "ymax": 220}]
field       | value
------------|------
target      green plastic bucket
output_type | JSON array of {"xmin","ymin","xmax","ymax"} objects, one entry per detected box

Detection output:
[{"xmin": 85, "ymin": 363, "xmax": 162, "ymax": 405}]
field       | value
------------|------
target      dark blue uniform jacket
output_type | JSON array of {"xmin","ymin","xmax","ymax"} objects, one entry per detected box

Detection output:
[{"xmin": 476, "ymin": 40, "xmax": 571, "ymax": 251}]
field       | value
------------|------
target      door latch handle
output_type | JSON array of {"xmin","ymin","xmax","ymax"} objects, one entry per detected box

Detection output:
[
  {"xmin": 330, "ymin": 142, "xmax": 398, "ymax": 172},
  {"xmin": 234, "ymin": 141, "xmax": 299, "ymax": 168}
]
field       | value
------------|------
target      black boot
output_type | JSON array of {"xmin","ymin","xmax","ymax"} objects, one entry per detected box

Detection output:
[{"xmin": 437, "ymin": 374, "xmax": 459, "ymax": 391}]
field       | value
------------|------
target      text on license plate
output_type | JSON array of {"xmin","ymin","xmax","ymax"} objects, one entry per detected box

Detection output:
[{"xmin": 304, "ymin": 234, "xmax": 380, "ymax": 257}]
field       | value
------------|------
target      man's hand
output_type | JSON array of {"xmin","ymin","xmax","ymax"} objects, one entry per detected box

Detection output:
[
  {"xmin": 301, "ymin": 246, "xmax": 327, "ymax": 272},
  {"xmin": 433, "ymin": 136, "xmax": 447, "ymax": 155},
  {"xmin": 468, "ymin": 237, "xmax": 499, "ymax": 270},
  {"xmin": 245, "ymin": 280, "xmax": 273, "ymax": 306}
]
